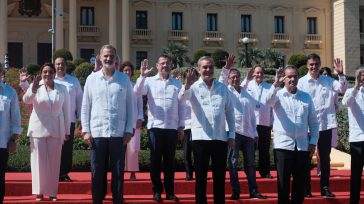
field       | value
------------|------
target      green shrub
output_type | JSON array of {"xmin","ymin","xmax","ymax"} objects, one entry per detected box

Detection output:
[
  {"xmin": 131, "ymin": 70, "xmax": 141, "ymax": 82},
  {"xmin": 192, "ymin": 49, "xmax": 209, "ymax": 65},
  {"xmin": 264, "ymin": 68, "xmax": 276, "ymax": 75},
  {"xmin": 288, "ymin": 53, "xmax": 306, "ymax": 68},
  {"xmin": 7, "ymin": 145, "xmax": 31, "ymax": 172},
  {"xmin": 72, "ymin": 62, "xmax": 94, "ymax": 86},
  {"xmin": 4, "ymin": 67, "xmax": 20, "ymax": 88},
  {"xmin": 73, "ymin": 58, "xmax": 87, "ymax": 67},
  {"xmin": 336, "ymin": 104, "xmax": 350, "ymax": 153},
  {"xmin": 26, "ymin": 64, "xmax": 40, "ymax": 76},
  {"xmin": 53, "ymin": 48, "xmax": 73, "ymax": 62},
  {"xmin": 212, "ymin": 49, "xmax": 229, "ymax": 69},
  {"xmin": 66, "ymin": 60, "xmax": 76, "ymax": 75},
  {"xmin": 298, "ymin": 65, "xmax": 308, "ymax": 78}
]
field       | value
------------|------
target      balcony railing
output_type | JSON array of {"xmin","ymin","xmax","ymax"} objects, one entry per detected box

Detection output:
[
  {"xmin": 203, "ymin": 31, "xmax": 224, "ymax": 42},
  {"xmin": 168, "ymin": 30, "xmax": 189, "ymax": 41},
  {"xmin": 305, "ymin": 34, "xmax": 322, "ymax": 44},
  {"xmin": 238, "ymin": 32, "xmax": 258, "ymax": 44},
  {"xmin": 272, "ymin": 33, "xmax": 290, "ymax": 43},
  {"xmin": 77, "ymin": 25, "xmax": 100, "ymax": 37},
  {"xmin": 132, "ymin": 29, "xmax": 152, "ymax": 40}
]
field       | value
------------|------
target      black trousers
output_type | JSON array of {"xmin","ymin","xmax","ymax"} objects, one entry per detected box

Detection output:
[
  {"xmin": 275, "ymin": 149, "xmax": 309, "ymax": 204},
  {"xmin": 305, "ymin": 129, "xmax": 332, "ymax": 192},
  {"xmin": 148, "ymin": 128, "xmax": 178, "ymax": 195},
  {"xmin": 350, "ymin": 141, "xmax": 364, "ymax": 204},
  {"xmin": 192, "ymin": 140, "xmax": 227, "ymax": 204},
  {"xmin": 60, "ymin": 122, "xmax": 75, "ymax": 177},
  {"xmin": 183, "ymin": 129, "xmax": 193, "ymax": 175},
  {"xmin": 90, "ymin": 137, "xmax": 126, "ymax": 204},
  {"xmin": 257, "ymin": 125, "xmax": 272, "ymax": 177},
  {"xmin": 228, "ymin": 134, "xmax": 257, "ymax": 194},
  {"xmin": 0, "ymin": 148, "xmax": 9, "ymax": 203}
]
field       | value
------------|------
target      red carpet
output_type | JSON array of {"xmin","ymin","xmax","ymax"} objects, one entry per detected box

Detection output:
[{"xmin": 4, "ymin": 170, "xmax": 363, "ymax": 203}]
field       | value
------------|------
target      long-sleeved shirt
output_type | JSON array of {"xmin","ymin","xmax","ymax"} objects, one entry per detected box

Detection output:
[
  {"xmin": 55, "ymin": 74, "xmax": 83, "ymax": 122},
  {"xmin": 131, "ymin": 81, "xmax": 144, "ymax": 129},
  {"xmin": 0, "ymin": 82, "xmax": 22, "ymax": 148},
  {"xmin": 342, "ymin": 87, "xmax": 364, "ymax": 142},
  {"xmin": 20, "ymin": 73, "xmax": 83, "ymax": 123},
  {"xmin": 179, "ymin": 78, "xmax": 235, "ymax": 141},
  {"xmin": 220, "ymin": 68, "xmax": 273, "ymax": 127},
  {"xmin": 81, "ymin": 70, "xmax": 135, "ymax": 138},
  {"xmin": 182, "ymin": 85, "xmax": 192, "ymax": 130},
  {"xmin": 297, "ymin": 73, "xmax": 347, "ymax": 131},
  {"xmin": 134, "ymin": 74, "xmax": 184, "ymax": 129},
  {"xmin": 218, "ymin": 70, "xmax": 258, "ymax": 138},
  {"xmin": 266, "ymin": 86, "xmax": 319, "ymax": 151}
]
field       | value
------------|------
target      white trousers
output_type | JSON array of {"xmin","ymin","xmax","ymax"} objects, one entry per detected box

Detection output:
[
  {"xmin": 125, "ymin": 128, "xmax": 141, "ymax": 171},
  {"xmin": 30, "ymin": 137, "xmax": 62, "ymax": 197}
]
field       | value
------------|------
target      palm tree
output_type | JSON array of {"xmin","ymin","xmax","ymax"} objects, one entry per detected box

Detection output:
[
  {"xmin": 237, "ymin": 47, "xmax": 264, "ymax": 68},
  {"xmin": 161, "ymin": 42, "xmax": 190, "ymax": 68},
  {"xmin": 262, "ymin": 48, "xmax": 283, "ymax": 68}
]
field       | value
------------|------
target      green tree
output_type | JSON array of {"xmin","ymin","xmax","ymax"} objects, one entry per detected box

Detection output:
[
  {"xmin": 262, "ymin": 48, "xmax": 284, "ymax": 68},
  {"xmin": 161, "ymin": 42, "xmax": 190, "ymax": 68},
  {"xmin": 26, "ymin": 64, "xmax": 40, "ymax": 76},
  {"xmin": 288, "ymin": 53, "xmax": 307, "ymax": 68},
  {"xmin": 192, "ymin": 49, "xmax": 209, "ymax": 65},
  {"xmin": 238, "ymin": 47, "xmax": 264, "ymax": 68},
  {"xmin": 53, "ymin": 48, "xmax": 73, "ymax": 62},
  {"xmin": 212, "ymin": 49, "xmax": 229, "ymax": 68},
  {"xmin": 72, "ymin": 62, "xmax": 94, "ymax": 86}
]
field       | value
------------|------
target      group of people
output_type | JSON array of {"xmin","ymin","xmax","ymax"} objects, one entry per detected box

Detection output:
[{"xmin": 0, "ymin": 44, "xmax": 364, "ymax": 204}]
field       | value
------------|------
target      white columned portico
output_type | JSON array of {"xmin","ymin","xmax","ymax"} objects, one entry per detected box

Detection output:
[
  {"xmin": 69, "ymin": 0, "xmax": 77, "ymax": 58},
  {"xmin": 122, "ymin": 0, "xmax": 130, "ymax": 61},
  {"xmin": 56, "ymin": 0, "xmax": 64, "ymax": 50},
  {"xmin": 109, "ymin": 0, "xmax": 117, "ymax": 48},
  {"xmin": 0, "ymin": 0, "xmax": 8, "ymax": 62}
]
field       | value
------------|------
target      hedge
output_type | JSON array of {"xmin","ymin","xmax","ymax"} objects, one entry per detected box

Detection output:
[{"xmin": 7, "ymin": 145, "xmax": 276, "ymax": 172}]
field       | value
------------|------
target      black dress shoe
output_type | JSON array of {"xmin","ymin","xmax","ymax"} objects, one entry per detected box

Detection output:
[
  {"xmin": 250, "ymin": 191, "xmax": 267, "ymax": 199},
  {"xmin": 321, "ymin": 186, "xmax": 335, "ymax": 197},
  {"xmin": 261, "ymin": 174, "xmax": 273, "ymax": 179},
  {"xmin": 59, "ymin": 174, "xmax": 72, "ymax": 182},
  {"xmin": 230, "ymin": 193, "xmax": 240, "ymax": 200},
  {"xmin": 186, "ymin": 173, "xmax": 193, "ymax": 180},
  {"xmin": 166, "ymin": 194, "xmax": 179, "ymax": 201},
  {"xmin": 304, "ymin": 191, "xmax": 313, "ymax": 198},
  {"xmin": 153, "ymin": 193, "xmax": 162, "ymax": 201}
]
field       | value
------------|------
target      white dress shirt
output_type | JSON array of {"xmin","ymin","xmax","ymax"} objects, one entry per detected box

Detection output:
[
  {"xmin": 131, "ymin": 81, "xmax": 144, "ymax": 128},
  {"xmin": 55, "ymin": 74, "xmax": 83, "ymax": 123},
  {"xmin": 182, "ymin": 87, "xmax": 192, "ymax": 130},
  {"xmin": 297, "ymin": 74, "xmax": 348, "ymax": 131},
  {"xmin": 342, "ymin": 87, "xmax": 364, "ymax": 142},
  {"xmin": 178, "ymin": 78, "xmax": 235, "ymax": 141},
  {"xmin": 23, "ymin": 82, "xmax": 71, "ymax": 141},
  {"xmin": 266, "ymin": 87, "xmax": 319, "ymax": 151},
  {"xmin": 134, "ymin": 74, "xmax": 184, "ymax": 130},
  {"xmin": 0, "ymin": 82, "xmax": 22, "ymax": 148},
  {"xmin": 218, "ymin": 69, "xmax": 258, "ymax": 138},
  {"xmin": 81, "ymin": 70, "xmax": 135, "ymax": 138}
]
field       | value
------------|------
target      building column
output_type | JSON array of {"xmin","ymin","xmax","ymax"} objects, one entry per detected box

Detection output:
[
  {"xmin": 109, "ymin": 0, "xmax": 117, "ymax": 48},
  {"xmin": 333, "ymin": 0, "xmax": 360, "ymax": 76},
  {"xmin": 122, "ymin": 0, "xmax": 130, "ymax": 61},
  {"xmin": 69, "ymin": 0, "xmax": 77, "ymax": 58},
  {"xmin": 0, "ymin": 0, "xmax": 8, "ymax": 62},
  {"xmin": 56, "ymin": 0, "xmax": 64, "ymax": 50}
]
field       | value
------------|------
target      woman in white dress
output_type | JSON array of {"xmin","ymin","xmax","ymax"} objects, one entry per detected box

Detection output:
[
  {"xmin": 120, "ymin": 61, "xmax": 143, "ymax": 180},
  {"xmin": 23, "ymin": 63, "xmax": 70, "ymax": 201}
]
